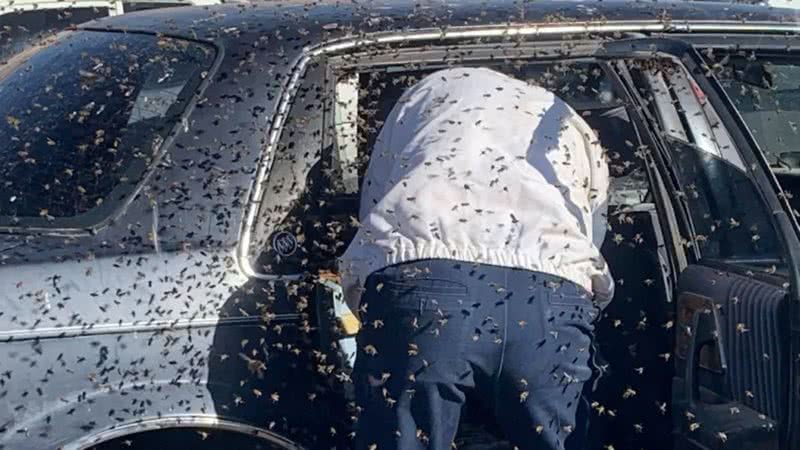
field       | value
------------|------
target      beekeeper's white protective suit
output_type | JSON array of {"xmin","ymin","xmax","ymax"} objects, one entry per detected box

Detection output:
[{"xmin": 339, "ymin": 67, "xmax": 614, "ymax": 311}]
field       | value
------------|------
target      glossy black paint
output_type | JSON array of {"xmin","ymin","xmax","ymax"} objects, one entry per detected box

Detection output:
[{"xmin": 0, "ymin": 1, "xmax": 798, "ymax": 449}]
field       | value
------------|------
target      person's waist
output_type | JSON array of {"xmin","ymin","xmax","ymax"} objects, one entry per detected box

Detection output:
[
  {"xmin": 370, "ymin": 258, "xmax": 592, "ymax": 297},
  {"xmin": 340, "ymin": 239, "xmax": 604, "ymax": 294}
]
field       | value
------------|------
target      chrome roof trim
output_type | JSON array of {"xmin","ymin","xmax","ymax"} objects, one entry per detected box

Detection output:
[
  {"xmin": 237, "ymin": 20, "xmax": 800, "ymax": 281},
  {"xmin": 310, "ymin": 22, "xmax": 800, "ymax": 56},
  {"xmin": 0, "ymin": 0, "xmax": 223, "ymax": 16},
  {"xmin": 64, "ymin": 414, "xmax": 304, "ymax": 450}
]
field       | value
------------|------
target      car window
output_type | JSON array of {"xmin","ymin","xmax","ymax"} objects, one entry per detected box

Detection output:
[
  {"xmin": 0, "ymin": 30, "xmax": 215, "ymax": 229},
  {"xmin": 628, "ymin": 59, "xmax": 784, "ymax": 266},
  {"xmin": 710, "ymin": 54, "xmax": 800, "ymax": 216},
  {"xmin": 249, "ymin": 57, "xmax": 653, "ymax": 276}
]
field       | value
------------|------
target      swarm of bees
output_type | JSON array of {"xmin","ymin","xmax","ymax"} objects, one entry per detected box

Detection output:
[{"xmin": 0, "ymin": 3, "xmax": 792, "ymax": 450}]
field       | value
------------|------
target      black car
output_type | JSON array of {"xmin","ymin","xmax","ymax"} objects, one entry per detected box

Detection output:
[{"xmin": 0, "ymin": 1, "xmax": 799, "ymax": 449}]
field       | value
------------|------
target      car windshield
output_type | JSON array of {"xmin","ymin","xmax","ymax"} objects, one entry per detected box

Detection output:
[{"xmin": 0, "ymin": 30, "xmax": 215, "ymax": 229}]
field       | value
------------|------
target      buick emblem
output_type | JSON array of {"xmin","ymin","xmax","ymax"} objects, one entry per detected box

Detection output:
[{"xmin": 272, "ymin": 231, "xmax": 297, "ymax": 257}]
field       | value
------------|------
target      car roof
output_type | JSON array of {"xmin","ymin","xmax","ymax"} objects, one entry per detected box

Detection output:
[{"xmin": 79, "ymin": 0, "xmax": 800, "ymax": 44}]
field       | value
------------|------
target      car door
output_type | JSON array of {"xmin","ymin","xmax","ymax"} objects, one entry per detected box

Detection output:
[{"xmin": 608, "ymin": 38, "xmax": 800, "ymax": 450}]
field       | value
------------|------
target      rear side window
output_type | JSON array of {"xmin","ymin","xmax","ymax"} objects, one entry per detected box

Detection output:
[{"xmin": 0, "ymin": 31, "xmax": 215, "ymax": 229}]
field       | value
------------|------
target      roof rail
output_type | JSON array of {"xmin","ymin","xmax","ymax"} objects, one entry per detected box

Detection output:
[{"xmin": 0, "ymin": 0, "xmax": 223, "ymax": 17}]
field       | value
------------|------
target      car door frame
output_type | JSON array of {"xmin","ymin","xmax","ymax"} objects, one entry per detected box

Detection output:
[{"xmin": 606, "ymin": 37, "xmax": 800, "ymax": 450}]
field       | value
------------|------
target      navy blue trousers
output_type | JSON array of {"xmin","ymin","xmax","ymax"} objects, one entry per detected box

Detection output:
[{"xmin": 353, "ymin": 259, "xmax": 598, "ymax": 450}]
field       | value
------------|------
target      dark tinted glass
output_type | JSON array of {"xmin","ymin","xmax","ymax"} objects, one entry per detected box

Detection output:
[
  {"xmin": 713, "ymin": 55, "xmax": 800, "ymax": 217},
  {"xmin": 0, "ymin": 31, "xmax": 215, "ymax": 228},
  {"xmin": 715, "ymin": 57, "xmax": 800, "ymax": 167},
  {"xmin": 669, "ymin": 138, "xmax": 781, "ymax": 261}
]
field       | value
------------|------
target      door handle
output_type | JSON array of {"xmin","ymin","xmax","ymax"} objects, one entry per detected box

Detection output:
[{"xmin": 685, "ymin": 308, "xmax": 720, "ymax": 408}]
